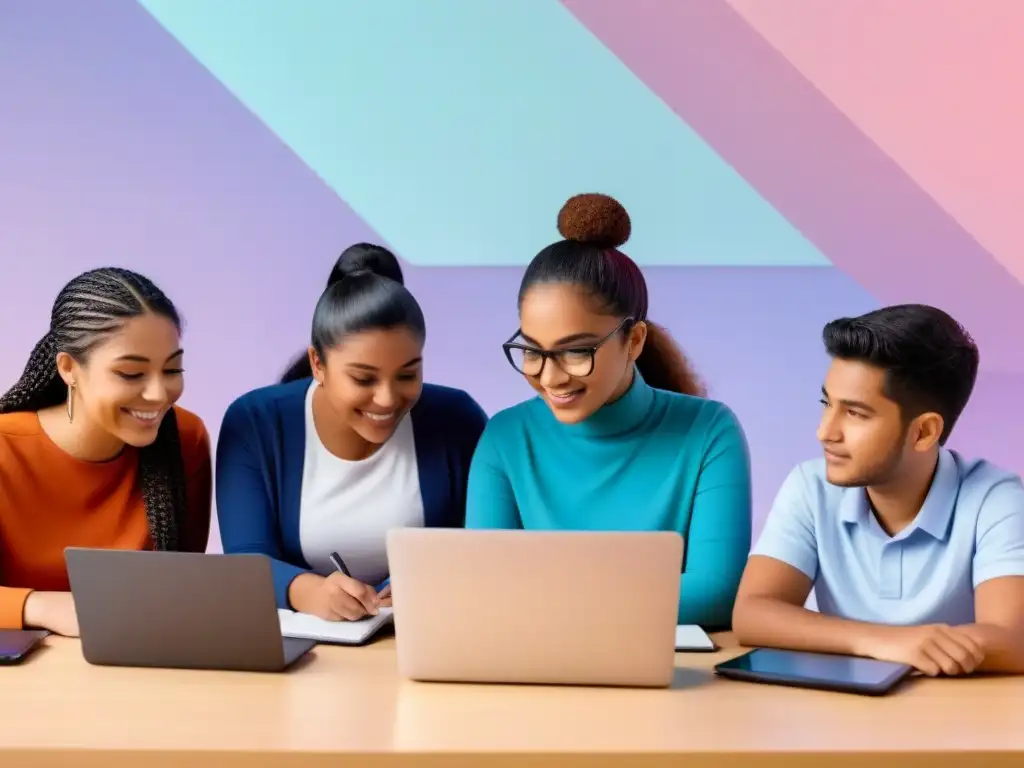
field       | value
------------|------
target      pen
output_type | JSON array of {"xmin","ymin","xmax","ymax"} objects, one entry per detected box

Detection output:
[
  {"xmin": 330, "ymin": 551, "xmax": 389, "ymax": 596},
  {"xmin": 328, "ymin": 551, "xmax": 352, "ymax": 578}
]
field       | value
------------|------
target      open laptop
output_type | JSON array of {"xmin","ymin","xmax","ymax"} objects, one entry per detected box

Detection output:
[
  {"xmin": 65, "ymin": 548, "xmax": 315, "ymax": 672},
  {"xmin": 386, "ymin": 528, "xmax": 683, "ymax": 687}
]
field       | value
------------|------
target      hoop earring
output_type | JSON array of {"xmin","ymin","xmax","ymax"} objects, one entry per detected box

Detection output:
[{"xmin": 67, "ymin": 384, "xmax": 75, "ymax": 423}]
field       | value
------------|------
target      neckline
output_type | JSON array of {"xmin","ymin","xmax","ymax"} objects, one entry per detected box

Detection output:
[
  {"xmin": 33, "ymin": 411, "xmax": 131, "ymax": 468},
  {"xmin": 840, "ymin": 449, "xmax": 958, "ymax": 541},
  {"xmin": 557, "ymin": 367, "xmax": 656, "ymax": 439}
]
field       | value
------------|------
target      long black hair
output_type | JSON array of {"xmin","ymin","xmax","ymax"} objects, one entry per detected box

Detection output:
[
  {"xmin": 520, "ymin": 193, "xmax": 704, "ymax": 396},
  {"xmin": 0, "ymin": 267, "xmax": 188, "ymax": 551},
  {"xmin": 280, "ymin": 243, "xmax": 425, "ymax": 383}
]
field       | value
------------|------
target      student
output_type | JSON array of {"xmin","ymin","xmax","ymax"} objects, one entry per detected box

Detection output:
[
  {"xmin": 465, "ymin": 194, "xmax": 752, "ymax": 630},
  {"xmin": 216, "ymin": 244, "xmax": 487, "ymax": 622},
  {"xmin": 0, "ymin": 268, "xmax": 212, "ymax": 636},
  {"xmin": 733, "ymin": 305, "xmax": 1024, "ymax": 675}
]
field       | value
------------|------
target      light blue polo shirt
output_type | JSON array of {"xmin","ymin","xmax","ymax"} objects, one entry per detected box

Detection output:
[{"xmin": 752, "ymin": 449, "xmax": 1024, "ymax": 625}]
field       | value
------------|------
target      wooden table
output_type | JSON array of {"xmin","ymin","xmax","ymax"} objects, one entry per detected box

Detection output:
[{"xmin": 2, "ymin": 631, "xmax": 1021, "ymax": 767}]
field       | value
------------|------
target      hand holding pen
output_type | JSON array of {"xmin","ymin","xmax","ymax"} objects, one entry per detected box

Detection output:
[{"xmin": 320, "ymin": 552, "xmax": 380, "ymax": 620}]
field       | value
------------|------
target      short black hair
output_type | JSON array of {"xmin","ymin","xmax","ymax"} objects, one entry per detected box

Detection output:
[
  {"xmin": 280, "ymin": 243, "xmax": 424, "ymax": 383},
  {"xmin": 822, "ymin": 304, "xmax": 978, "ymax": 445}
]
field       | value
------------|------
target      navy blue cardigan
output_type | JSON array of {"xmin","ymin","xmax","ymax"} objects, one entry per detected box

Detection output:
[{"xmin": 215, "ymin": 378, "xmax": 488, "ymax": 608}]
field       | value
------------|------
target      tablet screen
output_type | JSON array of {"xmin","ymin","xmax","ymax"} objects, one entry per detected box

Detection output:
[
  {"xmin": 0, "ymin": 630, "xmax": 46, "ymax": 660},
  {"xmin": 717, "ymin": 647, "xmax": 910, "ymax": 689}
]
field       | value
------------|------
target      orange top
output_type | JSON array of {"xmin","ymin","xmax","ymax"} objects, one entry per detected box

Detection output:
[{"xmin": 0, "ymin": 406, "xmax": 212, "ymax": 629}]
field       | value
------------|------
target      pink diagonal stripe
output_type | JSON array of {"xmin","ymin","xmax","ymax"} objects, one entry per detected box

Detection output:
[
  {"xmin": 727, "ymin": 0, "xmax": 1024, "ymax": 289},
  {"xmin": 563, "ymin": 0, "xmax": 1024, "ymax": 373}
]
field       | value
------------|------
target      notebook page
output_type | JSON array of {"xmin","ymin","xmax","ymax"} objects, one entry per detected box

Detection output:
[
  {"xmin": 675, "ymin": 625, "xmax": 715, "ymax": 651},
  {"xmin": 278, "ymin": 608, "xmax": 393, "ymax": 645}
]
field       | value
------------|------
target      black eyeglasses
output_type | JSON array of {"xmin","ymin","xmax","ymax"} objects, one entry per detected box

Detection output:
[{"xmin": 502, "ymin": 317, "xmax": 634, "ymax": 378}]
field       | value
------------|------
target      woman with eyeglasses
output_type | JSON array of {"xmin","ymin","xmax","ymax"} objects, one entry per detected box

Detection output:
[
  {"xmin": 216, "ymin": 244, "xmax": 487, "ymax": 622},
  {"xmin": 465, "ymin": 194, "xmax": 752, "ymax": 630}
]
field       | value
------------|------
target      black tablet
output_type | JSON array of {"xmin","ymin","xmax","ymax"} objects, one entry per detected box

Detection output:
[
  {"xmin": 0, "ymin": 630, "xmax": 48, "ymax": 665},
  {"xmin": 714, "ymin": 648, "xmax": 912, "ymax": 696}
]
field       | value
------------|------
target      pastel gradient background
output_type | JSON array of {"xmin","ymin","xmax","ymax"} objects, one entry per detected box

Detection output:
[{"xmin": 2, "ymin": 1, "xmax": 1021, "ymax": 552}]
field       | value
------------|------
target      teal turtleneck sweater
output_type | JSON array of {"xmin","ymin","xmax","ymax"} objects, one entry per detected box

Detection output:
[{"xmin": 465, "ymin": 371, "xmax": 752, "ymax": 630}]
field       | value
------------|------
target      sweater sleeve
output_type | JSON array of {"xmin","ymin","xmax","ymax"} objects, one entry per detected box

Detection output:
[
  {"xmin": 0, "ymin": 586, "xmax": 32, "ymax": 630},
  {"xmin": 451, "ymin": 392, "xmax": 489, "ymax": 527},
  {"xmin": 677, "ymin": 404, "xmax": 753, "ymax": 630},
  {"xmin": 215, "ymin": 399, "xmax": 307, "ymax": 608},
  {"xmin": 465, "ymin": 419, "xmax": 522, "ymax": 529}
]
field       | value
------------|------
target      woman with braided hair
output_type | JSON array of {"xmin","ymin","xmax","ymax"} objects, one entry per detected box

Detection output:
[{"xmin": 0, "ymin": 268, "xmax": 212, "ymax": 636}]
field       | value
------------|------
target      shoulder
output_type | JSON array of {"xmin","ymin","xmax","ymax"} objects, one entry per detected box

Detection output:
[
  {"xmin": 171, "ymin": 406, "xmax": 208, "ymax": 449},
  {"xmin": 221, "ymin": 379, "xmax": 309, "ymax": 432},
  {"xmin": 657, "ymin": 391, "xmax": 739, "ymax": 427},
  {"xmin": 228, "ymin": 379, "xmax": 309, "ymax": 416},
  {"xmin": 0, "ymin": 412, "xmax": 44, "ymax": 467},
  {"xmin": 412, "ymin": 384, "xmax": 487, "ymax": 433},
  {"xmin": 0, "ymin": 411, "xmax": 42, "ymax": 439},
  {"xmin": 653, "ymin": 392, "xmax": 749, "ymax": 452},
  {"xmin": 416, "ymin": 383, "xmax": 485, "ymax": 418},
  {"xmin": 480, "ymin": 396, "xmax": 546, "ymax": 437},
  {"xmin": 949, "ymin": 451, "xmax": 1024, "ymax": 518}
]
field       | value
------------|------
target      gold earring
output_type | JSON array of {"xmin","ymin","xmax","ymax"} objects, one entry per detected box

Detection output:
[{"xmin": 66, "ymin": 384, "xmax": 75, "ymax": 423}]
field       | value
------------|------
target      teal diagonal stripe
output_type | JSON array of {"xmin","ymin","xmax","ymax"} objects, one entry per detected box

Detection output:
[{"xmin": 139, "ymin": 0, "xmax": 829, "ymax": 267}]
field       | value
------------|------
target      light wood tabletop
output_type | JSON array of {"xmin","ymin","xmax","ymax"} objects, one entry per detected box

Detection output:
[{"xmin": 1, "ymin": 631, "xmax": 1022, "ymax": 767}]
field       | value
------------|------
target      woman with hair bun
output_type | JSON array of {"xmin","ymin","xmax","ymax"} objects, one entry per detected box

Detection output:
[
  {"xmin": 216, "ymin": 244, "xmax": 487, "ymax": 622},
  {"xmin": 465, "ymin": 194, "xmax": 752, "ymax": 630}
]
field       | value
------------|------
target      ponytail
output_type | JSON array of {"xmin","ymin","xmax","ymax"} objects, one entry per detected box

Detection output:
[
  {"xmin": 280, "ymin": 243, "xmax": 422, "ymax": 384},
  {"xmin": 636, "ymin": 321, "xmax": 705, "ymax": 397},
  {"xmin": 0, "ymin": 332, "xmax": 64, "ymax": 413},
  {"xmin": 280, "ymin": 352, "xmax": 312, "ymax": 384}
]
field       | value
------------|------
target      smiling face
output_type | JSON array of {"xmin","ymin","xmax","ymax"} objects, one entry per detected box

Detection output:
[
  {"xmin": 56, "ymin": 312, "xmax": 185, "ymax": 448},
  {"xmin": 311, "ymin": 326, "xmax": 424, "ymax": 446},
  {"xmin": 517, "ymin": 283, "xmax": 645, "ymax": 424}
]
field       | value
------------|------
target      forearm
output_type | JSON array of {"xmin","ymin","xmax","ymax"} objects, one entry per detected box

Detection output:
[
  {"xmin": 22, "ymin": 590, "xmax": 55, "ymax": 629},
  {"xmin": 960, "ymin": 623, "xmax": 1024, "ymax": 673},
  {"xmin": 733, "ymin": 595, "xmax": 883, "ymax": 655},
  {"xmin": 287, "ymin": 572, "xmax": 324, "ymax": 613}
]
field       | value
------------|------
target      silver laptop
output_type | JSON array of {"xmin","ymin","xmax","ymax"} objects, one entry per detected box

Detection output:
[
  {"xmin": 65, "ymin": 548, "xmax": 315, "ymax": 672},
  {"xmin": 386, "ymin": 528, "xmax": 683, "ymax": 687}
]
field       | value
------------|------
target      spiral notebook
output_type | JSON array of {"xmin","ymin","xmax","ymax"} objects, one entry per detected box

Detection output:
[{"xmin": 278, "ymin": 608, "xmax": 394, "ymax": 645}]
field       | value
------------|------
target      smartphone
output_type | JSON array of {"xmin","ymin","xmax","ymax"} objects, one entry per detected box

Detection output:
[{"xmin": 0, "ymin": 629, "xmax": 48, "ymax": 664}]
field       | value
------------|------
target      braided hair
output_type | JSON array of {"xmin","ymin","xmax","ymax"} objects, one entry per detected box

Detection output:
[{"xmin": 0, "ymin": 268, "xmax": 188, "ymax": 551}]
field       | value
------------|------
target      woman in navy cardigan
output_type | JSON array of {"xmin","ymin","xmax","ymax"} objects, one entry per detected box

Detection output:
[{"xmin": 216, "ymin": 244, "xmax": 487, "ymax": 621}]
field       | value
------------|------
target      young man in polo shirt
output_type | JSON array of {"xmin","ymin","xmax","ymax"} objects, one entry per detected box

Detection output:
[{"xmin": 733, "ymin": 304, "xmax": 1024, "ymax": 675}]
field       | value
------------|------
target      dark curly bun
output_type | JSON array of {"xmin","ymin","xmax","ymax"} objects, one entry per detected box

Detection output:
[
  {"xmin": 557, "ymin": 193, "xmax": 631, "ymax": 249},
  {"xmin": 327, "ymin": 243, "xmax": 403, "ymax": 288}
]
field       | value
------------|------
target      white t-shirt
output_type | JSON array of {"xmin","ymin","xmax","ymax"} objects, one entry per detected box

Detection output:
[{"xmin": 298, "ymin": 381, "xmax": 425, "ymax": 584}]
